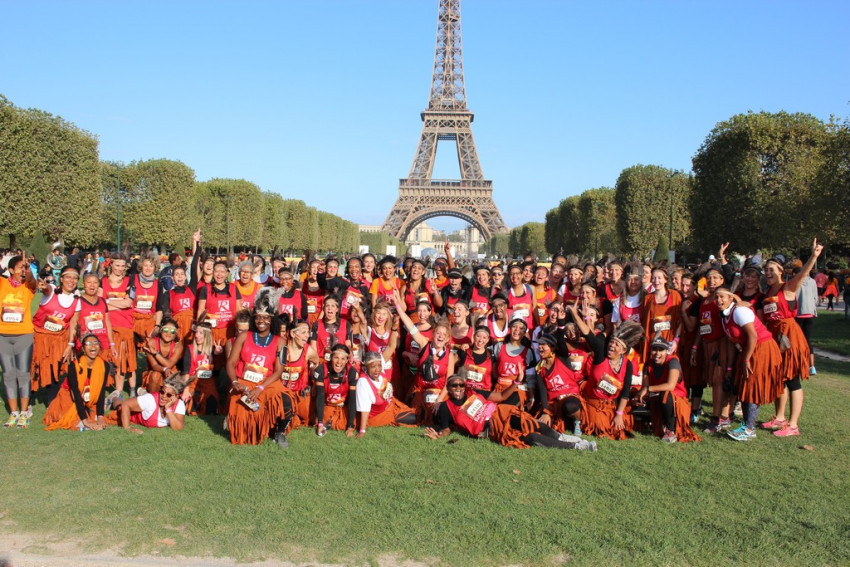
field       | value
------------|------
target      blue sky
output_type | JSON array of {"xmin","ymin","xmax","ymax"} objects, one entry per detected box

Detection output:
[{"xmin": 2, "ymin": 0, "xmax": 848, "ymax": 233}]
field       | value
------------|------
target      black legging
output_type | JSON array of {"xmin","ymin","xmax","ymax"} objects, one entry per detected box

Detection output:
[
  {"xmin": 652, "ymin": 394, "xmax": 676, "ymax": 431},
  {"xmin": 395, "ymin": 411, "xmax": 417, "ymax": 425},
  {"xmin": 274, "ymin": 393, "xmax": 295, "ymax": 434},
  {"xmin": 509, "ymin": 415, "xmax": 579, "ymax": 449}
]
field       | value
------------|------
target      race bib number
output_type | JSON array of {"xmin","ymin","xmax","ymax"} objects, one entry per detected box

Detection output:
[
  {"xmin": 208, "ymin": 318, "xmax": 218, "ymax": 328},
  {"xmin": 381, "ymin": 382, "xmax": 393, "ymax": 401},
  {"xmin": 324, "ymin": 351, "xmax": 331, "ymax": 362},
  {"xmin": 763, "ymin": 302, "xmax": 778, "ymax": 315},
  {"xmin": 243, "ymin": 370, "xmax": 264, "ymax": 383},
  {"xmin": 280, "ymin": 372, "xmax": 291, "ymax": 384},
  {"xmin": 197, "ymin": 370, "xmax": 213, "ymax": 379},
  {"xmin": 136, "ymin": 299, "xmax": 153, "ymax": 310},
  {"xmin": 631, "ymin": 373, "xmax": 643, "ymax": 388},
  {"xmin": 87, "ymin": 319, "xmax": 104, "ymax": 331},
  {"xmin": 44, "ymin": 320, "xmax": 64, "ymax": 332},
  {"xmin": 517, "ymin": 383, "xmax": 528, "ymax": 391},
  {"xmin": 467, "ymin": 370, "xmax": 483, "ymax": 383},
  {"xmin": 465, "ymin": 397, "xmax": 484, "ymax": 418},
  {"xmin": 597, "ymin": 379, "xmax": 618, "ymax": 395},
  {"xmin": 424, "ymin": 391, "xmax": 439, "ymax": 404},
  {"xmin": 2, "ymin": 312, "xmax": 23, "ymax": 323},
  {"xmin": 83, "ymin": 389, "xmax": 90, "ymax": 403},
  {"xmin": 569, "ymin": 354, "xmax": 584, "ymax": 371},
  {"xmin": 699, "ymin": 323, "xmax": 711, "ymax": 335},
  {"xmin": 537, "ymin": 307, "xmax": 546, "ymax": 318},
  {"xmin": 653, "ymin": 320, "xmax": 671, "ymax": 332},
  {"xmin": 307, "ymin": 304, "xmax": 317, "ymax": 314},
  {"xmin": 514, "ymin": 308, "xmax": 529, "ymax": 319},
  {"xmin": 345, "ymin": 293, "xmax": 359, "ymax": 306}
]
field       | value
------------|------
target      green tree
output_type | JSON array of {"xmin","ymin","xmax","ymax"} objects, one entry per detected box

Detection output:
[
  {"xmin": 262, "ymin": 192, "xmax": 288, "ymax": 252},
  {"xmin": 615, "ymin": 165, "xmax": 692, "ymax": 257},
  {"xmin": 0, "ymin": 95, "xmax": 103, "ymax": 247},
  {"xmin": 516, "ymin": 222, "xmax": 546, "ymax": 258},
  {"xmin": 816, "ymin": 117, "xmax": 850, "ymax": 247},
  {"xmin": 102, "ymin": 159, "xmax": 197, "ymax": 250},
  {"xmin": 691, "ymin": 111, "xmax": 829, "ymax": 252},
  {"xmin": 577, "ymin": 187, "xmax": 619, "ymax": 259},
  {"xmin": 485, "ymin": 233, "xmax": 510, "ymax": 258},
  {"xmin": 653, "ymin": 234, "xmax": 669, "ymax": 262},
  {"xmin": 194, "ymin": 178, "xmax": 263, "ymax": 252}
]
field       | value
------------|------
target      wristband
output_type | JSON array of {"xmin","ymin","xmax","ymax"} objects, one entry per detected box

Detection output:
[
  {"xmin": 359, "ymin": 428, "xmax": 366, "ymax": 434},
  {"xmin": 67, "ymin": 341, "xmax": 75, "ymax": 346},
  {"xmin": 691, "ymin": 345, "xmax": 698, "ymax": 351},
  {"xmin": 673, "ymin": 337, "xmax": 680, "ymax": 343},
  {"xmin": 615, "ymin": 410, "xmax": 624, "ymax": 416},
  {"xmin": 109, "ymin": 342, "xmax": 116, "ymax": 346},
  {"xmin": 257, "ymin": 384, "xmax": 264, "ymax": 391},
  {"xmin": 725, "ymin": 367, "xmax": 732, "ymax": 372},
  {"xmin": 317, "ymin": 421, "xmax": 323, "ymax": 427}
]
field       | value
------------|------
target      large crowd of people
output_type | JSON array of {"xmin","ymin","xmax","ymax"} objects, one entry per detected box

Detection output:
[{"xmin": 0, "ymin": 231, "xmax": 836, "ymax": 452}]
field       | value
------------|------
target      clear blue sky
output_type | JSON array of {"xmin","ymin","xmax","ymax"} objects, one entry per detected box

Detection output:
[{"xmin": 2, "ymin": 1, "xmax": 848, "ymax": 233}]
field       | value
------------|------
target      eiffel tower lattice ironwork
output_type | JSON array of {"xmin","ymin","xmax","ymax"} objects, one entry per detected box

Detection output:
[{"xmin": 381, "ymin": 0, "xmax": 507, "ymax": 241}]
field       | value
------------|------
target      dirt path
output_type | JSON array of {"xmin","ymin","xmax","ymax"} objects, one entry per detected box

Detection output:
[
  {"xmin": 813, "ymin": 348, "xmax": 850, "ymax": 363},
  {"xmin": 0, "ymin": 532, "xmax": 427, "ymax": 567}
]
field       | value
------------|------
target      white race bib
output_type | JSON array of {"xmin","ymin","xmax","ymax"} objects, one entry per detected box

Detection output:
[
  {"xmin": 2, "ymin": 312, "xmax": 23, "ymax": 323},
  {"xmin": 466, "ymin": 398, "xmax": 484, "ymax": 418},
  {"xmin": 381, "ymin": 382, "xmax": 394, "ymax": 401},
  {"xmin": 44, "ymin": 321, "xmax": 64, "ymax": 332},
  {"xmin": 537, "ymin": 307, "xmax": 546, "ymax": 318},
  {"xmin": 243, "ymin": 370, "xmax": 264, "ymax": 383},
  {"xmin": 425, "ymin": 392, "xmax": 439, "ymax": 404},
  {"xmin": 197, "ymin": 370, "xmax": 212, "ymax": 379},
  {"xmin": 87, "ymin": 319, "xmax": 104, "ymax": 331},
  {"xmin": 514, "ymin": 309, "xmax": 529, "ymax": 319},
  {"xmin": 307, "ymin": 304, "xmax": 317, "ymax": 314},
  {"xmin": 763, "ymin": 302, "xmax": 778, "ymax": 315},
  {"xmin": 631, "ymin": 373, "xmax": 643, "ymax": 388},
  {"xmin": 699, "ymin": 324, "xmax": 711, "ymax": 336},
  {"xmin": 136, "ymin": 300, "xmax": 153, "ymax": 310},
  {"xmin": 467, "ymin": 370, "xmax": 483, "ymax": 383},
  {"xmin": 653, "ymin": 321, "xmax": 671, "ymax": 332},
  {"xmin": 597, "ymin": 379, "xmax": 618, "ymax": 395},
  {"xmin": 208, "ymin": 318, "xmax": 218, "ymax": 328}
]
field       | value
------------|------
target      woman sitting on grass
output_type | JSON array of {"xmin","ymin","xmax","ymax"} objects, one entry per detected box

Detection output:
[
  {"xmin": 424, "ymin": 373, "xmax": 597, "ymax": 451},
  {"xmin": 353, "ymin": 351, "xmax": 417, "ymax": 437},
  {"xmin": 637, "ymin": 336, "xmax": 701, "ymax": 444},
  {"xmin": 43, "ymin": 333, "xmax": 113, "ymax": 431},
  {"xmin": 313, "ymin": 344, "xmax": 358, "ymax": 436}
]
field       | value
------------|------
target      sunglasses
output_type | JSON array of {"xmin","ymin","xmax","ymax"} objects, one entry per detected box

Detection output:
[
  {"xmin": 448, "ymin": 383, "xmax": 466, "ymax": 389},
  {"xmin": 161, "ymin": 390, "xmax": 176, "ymax": 398},
  {"xmin": 160, "ymin": 327, "xmax": 177, "ymax": 334}
]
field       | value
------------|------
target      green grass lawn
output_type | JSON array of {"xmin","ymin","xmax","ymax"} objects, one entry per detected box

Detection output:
[
  {"xmin": 812, "ymin": 308, "xmax": 850, "ymax": 357},
  {"xmin": 1, "ymin": 359, "xmax": 849, "ymax": 566}
]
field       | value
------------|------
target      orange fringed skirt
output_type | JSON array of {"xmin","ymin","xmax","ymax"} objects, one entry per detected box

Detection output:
[
  {"xmin": 228, "ymin": 379, "xmax": 288, "ymax": 445},
  {"xmin": 649, "ymin": 392, "xmax": 702, "ymax": 442},
  {"xmin": 767, "ymin": 318, "xmax": 811, "ymax": 381},
  {"xmin": 43, "ymin": 388, "xmax": 97, "ymax": 430},
  {"xmin": 140, "ymin": 370, "xmax": 164, "ymax": 393},
  {"xmin": 735, "ymin": 339, "xmax": 783, "ymax": 405},
  {"xmin": 360, "ymin": 398, "xmax": 416, "ymax": 428},
  {"xmin": 31, "ymin": 326, "xmax": 69, "ymax": 389},
  {"xmin": 411, "ymin": 388, "xmax": 442, "ymax": 426},
  {"xmin": 488, "ymin": 404, "xmax": 539, "ymax": 449},
  {"xmin": 543, "ymin": 395, "xmax": 581, "ymax": 433},
  {"xmin": 581, "ymin": 397, "xmax": 634, "ymax": 440},
  {"xmin": 133, "ymin": 312, "xmax": 156, "ymax": 343},
  {"xmin": 173, "ymin": 310, "xmax": 194, "ymax": 344},
  {"xmin": 322, "ymin": 404, "xmax": 350, "ymax": 430},
  {"xmin": 111, "ymin": 326, "xmax": 137, "ymax": 375},
  {"xmin": 193, "ymin": 377, "xmax": 220, "ymax": 416}
]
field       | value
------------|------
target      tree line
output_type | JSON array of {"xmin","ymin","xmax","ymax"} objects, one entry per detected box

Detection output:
[
  {"xmin": 541, "ymin": 111, "xmax": 850, "ymax": 261},
  {"xmin": 0, "ymin": 94, "xmax": 361, "ymax": 254}
]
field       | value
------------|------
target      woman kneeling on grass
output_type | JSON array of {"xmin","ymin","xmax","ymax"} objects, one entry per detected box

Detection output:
[
  {"xmin": 313, "ymin": 344, "xmax": 358, "ymax": 437},
  {"xmin": 353, "ymin": 351, "xmax": 417, "ymax": 437},
  {"xmin": 109, "ymin": 374, "xmax": 190, "ymax": 434},
  {"xmin": 424, "ymin": 373, "xmax": 597, "ymax": 451},
  {"xmin": 567, "ymin": 301, "xmax": 643, "ymax": 440},
  {"xmin": 637, "ymin": 336, "xmax": 701, "ymax": 444},
  {"xmin": 43, "ymin": 333, "xmax": 113, "ymax": 431}
]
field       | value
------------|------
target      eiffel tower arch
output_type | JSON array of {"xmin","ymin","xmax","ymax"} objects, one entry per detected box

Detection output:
[{"xmin": 382, "ymin": 0, "xmax": 508, "ymax": 242}]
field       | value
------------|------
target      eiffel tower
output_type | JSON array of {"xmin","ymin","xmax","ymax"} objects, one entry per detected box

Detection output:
[{"xmin": 381, "ymin": 0, "xmax": 508, "ymax": 241}]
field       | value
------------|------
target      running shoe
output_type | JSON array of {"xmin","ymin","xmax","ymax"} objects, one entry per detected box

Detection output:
[
  {"xmin": 773, "ymin": 425, "xmax": 800, "ymax": 437},
  {"xmin": 274, "ymin": 430, "xmax": 289, "ymax": 449},
  {"xmin": 690, "ymin": 413, "xmax": 700, "ymax": 425},
  {"xmin": 661, "ymin": 429, "xmax": 678, "ymax": 444},
  {"xmin": 104, "ymin": 390, "xmax": 123, "ymax": 410},
  {"xmin": 727, "ymin": 425, "xmax": 756, "ymax": 441},
  {"xmin": 809, "ymin": 366, "xmax": 817, "ymax": 376},
  {"xmin": 4, "ymin": 413, "xmax": 19, "ymax": 428},
  {"xmin": 16, "ymin": 412, "xmax": 30, "ymax": 429},
  {"xmin": 704, "ymin": 417, "xmax": 731, "ymax": 434},
  {"xmin": 136, "ymin": 387, "xmax": 147, "ymax": 397},
  {"xmin": 573, "ymin": 422, "xmax": 583, "ymax": 436},
  {"xmin": 760, "ymin": 416, "xmax": 787, "ymax": 430}
]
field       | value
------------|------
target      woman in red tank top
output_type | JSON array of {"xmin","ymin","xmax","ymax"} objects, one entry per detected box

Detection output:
[
  {"xmin": 183, "ymin": 322, "xmax": 217, "ymax": 415},
  {"xmin": 759, "ymin": 239, "xmax": 823, "ymax": 437},
  {"xmin": 139, "ymin": 317, "xmax": 183, "ymax": 395},
  {"xmin": 32, "ymin": 266, "xmax": 81, "ymax": 399}
]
